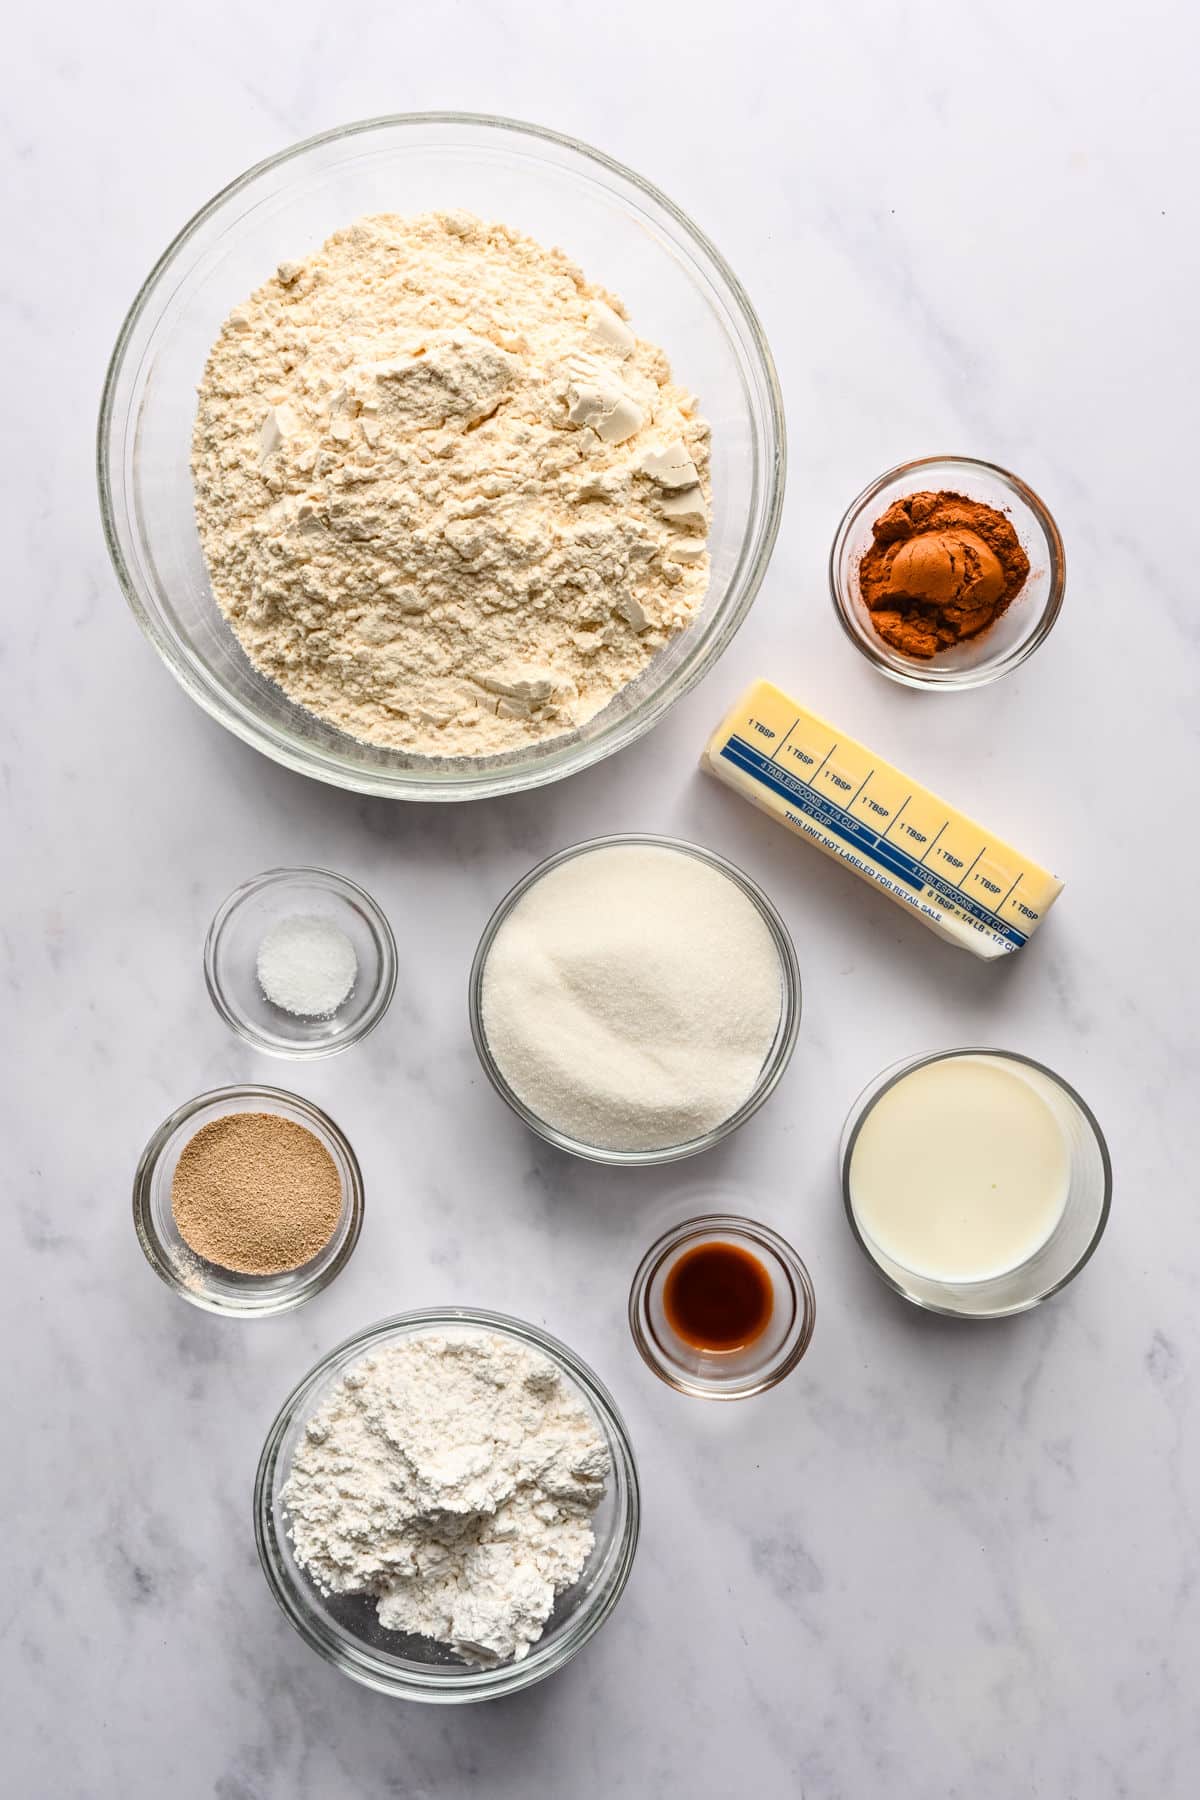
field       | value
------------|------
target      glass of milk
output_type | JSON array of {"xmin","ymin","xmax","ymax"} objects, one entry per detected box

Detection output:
[{"xmin": 840, "ymin": 1049, "xmax": 1111, "ymax": 1318}]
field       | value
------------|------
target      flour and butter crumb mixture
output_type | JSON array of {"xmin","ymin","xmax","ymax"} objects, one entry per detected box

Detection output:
[{"xmin": 191, "ymin": 211, "xmax": 712, "ymax": 757}]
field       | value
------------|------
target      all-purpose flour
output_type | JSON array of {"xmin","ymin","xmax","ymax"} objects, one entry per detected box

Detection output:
[
  {"xmin": 192, "ymin": 212, "xmax": 711, "ymax": 757},
  {"xmin": 282, "ymin": 1330, "xmax": 610, "ymax": 1667}
]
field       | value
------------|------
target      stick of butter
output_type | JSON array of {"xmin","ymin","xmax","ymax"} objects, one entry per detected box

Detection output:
[{"xmin": 703, "ymin": 681, "xmax": 1063, "ymax": 959}]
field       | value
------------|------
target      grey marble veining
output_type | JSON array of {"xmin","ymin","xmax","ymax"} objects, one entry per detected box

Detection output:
[{"xmin": 6, "ymin": 2, "xmax": 1200, "ymax": 1794}]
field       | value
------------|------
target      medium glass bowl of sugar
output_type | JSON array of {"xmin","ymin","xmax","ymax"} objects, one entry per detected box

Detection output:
[
  {"xmin": 470, "ymin": 836, "xmax": 802, "ymax": 1164},
  {"xmin": 98, "ymin": 113, "xmax": 784, "ymax": 800},
  {"xmin": 255, "ymin": 1308, "xmax": 640, "ymax": 1701}
]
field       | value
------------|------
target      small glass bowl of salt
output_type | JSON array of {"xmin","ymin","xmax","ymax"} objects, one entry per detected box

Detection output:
[{"xmin": 205, "ymin": 867, "xmax": 396, "ymax": 1058}]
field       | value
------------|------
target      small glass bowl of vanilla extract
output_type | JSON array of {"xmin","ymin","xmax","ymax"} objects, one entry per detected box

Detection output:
[{"xmin": 628, "ymin": 1215, "xmax": 815, "ymax": 1399}]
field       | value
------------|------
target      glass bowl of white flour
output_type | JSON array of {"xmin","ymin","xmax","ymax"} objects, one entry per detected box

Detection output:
[
  {"xmin": 255, "ymin": 1308, "xmax": 639, "ymax": 1700},
  {"xmin": 98, "ymin": 113, "xmax": 784, "ymax": 799}
]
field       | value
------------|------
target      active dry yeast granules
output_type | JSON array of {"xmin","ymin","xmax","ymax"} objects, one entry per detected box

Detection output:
[{"xmin": 170, "ymin": 1112, "xmax": 342, "ymax": 1274}]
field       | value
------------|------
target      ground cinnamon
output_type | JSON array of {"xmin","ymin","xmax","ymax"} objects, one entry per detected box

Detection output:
[{"xmin": 858, "ymin": 490, "xmax": 1029, "ymax": 659}]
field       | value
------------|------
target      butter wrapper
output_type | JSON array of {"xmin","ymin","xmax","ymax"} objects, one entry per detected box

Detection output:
[{"xmin": 703, "ymin": 681, "xmax": 1063, "ymax": 959}]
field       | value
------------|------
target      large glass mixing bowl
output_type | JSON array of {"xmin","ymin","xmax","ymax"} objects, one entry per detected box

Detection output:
[{"xmin": 98, "ymin": 113, "xmax": 785, "ymax": 800}]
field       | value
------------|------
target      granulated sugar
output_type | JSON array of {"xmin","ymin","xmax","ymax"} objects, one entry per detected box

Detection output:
[{"xmin": 479, "ymin": 843, "xmax": 783, "ymax": 1151}]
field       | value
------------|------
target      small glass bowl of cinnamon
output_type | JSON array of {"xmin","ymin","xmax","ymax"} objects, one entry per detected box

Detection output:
[{"xmin": 830, "ymin": 455, "xmax": 1065, "ymax": 689}]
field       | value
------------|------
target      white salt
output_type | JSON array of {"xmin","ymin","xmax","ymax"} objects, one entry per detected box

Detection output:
[
  {"xmin": 480, "ymin": 844, "xmax": 784, "ymax": 1152},
  {"xmin": 257, "ymin": 915, "xmax": 357, "ymax": 1018}
]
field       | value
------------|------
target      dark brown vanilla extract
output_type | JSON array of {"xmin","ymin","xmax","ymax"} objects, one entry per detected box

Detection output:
[{"xmin": 663, "ymin": 1241, "xmax": 773, "ymax": 1351}]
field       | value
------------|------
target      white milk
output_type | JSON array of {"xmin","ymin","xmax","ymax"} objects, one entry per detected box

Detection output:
[{"xmin": 849, "ymin": 1056, "xmax": 1070, "ymax": 1283}]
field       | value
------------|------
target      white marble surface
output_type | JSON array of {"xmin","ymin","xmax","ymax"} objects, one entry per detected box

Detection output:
[{"xmin": 7, "ymin": 2, "xmax": 1200, "ymax": 1793}]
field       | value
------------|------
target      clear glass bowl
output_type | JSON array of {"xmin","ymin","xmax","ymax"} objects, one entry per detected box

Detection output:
[
  {"xmin": 468, "ymin": 834, "xmax": 802, "ymax": 1165},
  {"xmin": 840, "ymin": 1049, "xmax": 1111, "ymax": 1319},
  {"xmin": 133, "ymin": 1085, "xmax": 364, "ymax": 1315},
  {"xmin": 98, "ymin": 112, "xmax": 785, "ymax": 800},
  {"xmin": 254, "ymin": 1308, "xmax": 640, "ymax": 1701},
  {"xmin": 628, "ymin": 1214, "xmax": 816, "ymax": 1399},
  {"xmin": 204, "ymin": 866, "xmax": 396, "ymax": 1058},
  {"xmin": 830, "ymin": 456, "xmax": 1065, "ymax": 688}
]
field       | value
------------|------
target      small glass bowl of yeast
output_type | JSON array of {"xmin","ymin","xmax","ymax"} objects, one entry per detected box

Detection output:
[
  {"xmin": 628, "ymin": 1215, "xmax": 816, "ymax": 1399},
  {"xmin": 133, "ymin": 1085, "xmax": 364, "ymax": 1316},
  {"xmin": 840, "ymin": 1049, "xmax": 1111, "ymax": 1319}
]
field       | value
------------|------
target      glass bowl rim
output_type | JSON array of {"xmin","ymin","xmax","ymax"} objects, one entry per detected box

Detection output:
[
  {"xmin": 628, "ymin": 1212, "xmax": 816, "ymax": 1399},
  {"xmin": 828, "ymin": 454, "xmax": 1066, "ymax": 691},
  {"xmin": 203, "ymin": 864, "xmax": 398, "ymax": 1059},
  {"xmin": 468, "ymin": 833, "xmax": 803, "ymax": 1165},
  {"xmin": 839, "ymin": 1046, "xmax": 1112, "ymax": 1318},
  {"xmin": 253, "ymin": 1304, "xmax": 641, "ymax": 1701},
  {"xmin": 132, "ymin": 1082, "xmax": 365, "ymax": 1315},
  {"xmin": 97, "ymin": 109, "xmax": 787, "ymax": 800}
]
